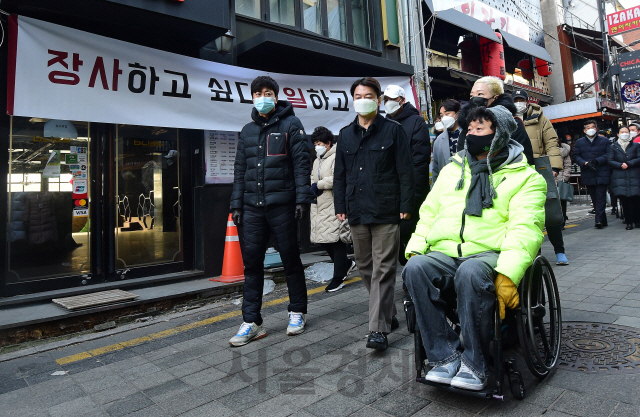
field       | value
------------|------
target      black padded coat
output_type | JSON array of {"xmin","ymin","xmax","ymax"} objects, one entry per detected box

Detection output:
[
  {"xmin": 387, "ymin": 102, "xmax": 431, "ymax": 209},
  {"xmin": 608, "ymin": 141, "xmax": 640, "ymax": 197},
  {"xmin": 334, "ymin": 113, "xmax": 414, "ymax": 225},
  {"xmin": 230, "ymin": 101, "xmax": 315, "ymax": 209},
  {"xmin": 573, "ymin": 135, "xmax": 611, "ymax": 186}
]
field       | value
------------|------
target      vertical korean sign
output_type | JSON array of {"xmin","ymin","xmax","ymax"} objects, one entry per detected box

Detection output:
[
  {"xmin": 7, "ymin": 15, "xmax": 414, "ymax": 134},
  {"xmin": 204, "ymin": 131, "xmax": 237, "ymax": 184}
]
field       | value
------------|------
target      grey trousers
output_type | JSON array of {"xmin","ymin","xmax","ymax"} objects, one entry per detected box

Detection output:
[
  {"xmin": 351, "ymin": 223, "xmax": 399, "ymax": 333},
  {"xmin": 402, "ymin": 251, "xmax": 498, "ymax": 379}
]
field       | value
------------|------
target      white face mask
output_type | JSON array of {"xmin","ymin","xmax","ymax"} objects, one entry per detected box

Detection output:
[
  {"xmin": 441, "ymin": 115, "xmax": 456, "ymax": 130},
  {"xmin": 385, "ymin": 100, "xmax": 402, "ymax": 115},
  {"xmin": 631, "ymin": 131, "xmax": 638, "ymax": 139},
  {"xmin": 514, "ymin": 102, "xmax": 528, "ymax": 114},
  {"xmin": 586, "ymin": 128, "xmax": 597, "ymax": 137},
  {"xmin": 354, "ymin": 98, "xmax": 378, "ymax": 116},
  {"xmin": 620, "ymin": 133, "xmax": 631, "ymax": 142},
  {"xmin": 434, "ymin": 122, "xmax": 445, "ymax": 131},
  {"xmin": 315, "ymin": 145, "xmax": 327, "ymax": 157}
]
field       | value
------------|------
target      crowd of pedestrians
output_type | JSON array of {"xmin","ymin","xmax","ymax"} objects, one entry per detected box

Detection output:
[{"xmin": 225, "ymin": 73, "xmax": 638, "ymax": 390}]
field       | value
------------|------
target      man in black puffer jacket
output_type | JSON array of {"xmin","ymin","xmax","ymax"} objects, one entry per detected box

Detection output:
[
  {"xmin": 383, "ymin": 84, "xmax": 431, "ymax": 266},
  {"xmin": 229, "ymin": 76, "xmax": 315, "ymax": 347},
  {"xmin": 456, "ymin": 76, "xmax": 534, "ymax": 165}
]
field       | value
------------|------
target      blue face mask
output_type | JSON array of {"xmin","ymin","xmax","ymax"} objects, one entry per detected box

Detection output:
[{"xmin": 254, "ymin": 97, "xmax": 275, "ymax": 114}]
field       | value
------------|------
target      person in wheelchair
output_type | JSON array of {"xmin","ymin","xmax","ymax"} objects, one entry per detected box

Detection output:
[{"xmin": 402, "ymin": 105, "xmax": 546, "ymax": 391}]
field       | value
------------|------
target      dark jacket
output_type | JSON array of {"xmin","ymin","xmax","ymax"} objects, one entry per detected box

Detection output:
[
  {"xmin": 230, "ymin": 101, "xmax": 315, "ymax": 209},
  {"xmin": 607, "ymin": 141, "xmax": 640, "ymax": 197},
  {"xmin": 334, "ymin": 113, "xmax": 414, "ymax": 225},
  {"xmin": 573, "ymin": 135, "xmax": 611, "ymax": 186},
  {"xmin": 387, "ymin": 102, "xmax": 431, "ymax": 208},
  {"xmin": 456, "ymin": 94, "xmax": 535, "ymax": 165}
]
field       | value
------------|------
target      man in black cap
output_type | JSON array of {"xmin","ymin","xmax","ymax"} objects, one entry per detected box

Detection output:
[{"xmin": 512, "ymin": 89, "xmax": 568, "ymax": 265}]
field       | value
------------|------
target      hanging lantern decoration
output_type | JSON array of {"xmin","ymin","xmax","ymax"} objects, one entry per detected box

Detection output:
[
  {"xmin": 459, "ymin": 35, "xmax": 481, "ymax": 75},
  {"xmin": 535, "ymin": 58, "xmax": 553, "ymax": 76},
  {"xmin": 480, "ymin": 32, "xmax": 506, "ymax": 81},
  {"xmin": 518, "ymin": 58, "xmax": 535, "ymax": 80}
]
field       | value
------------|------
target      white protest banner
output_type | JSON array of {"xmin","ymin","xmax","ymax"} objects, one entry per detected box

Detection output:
[
  {"xmin": 432, "ymin": 0, "xmax": 529, "ymax": 41},
  {"xmin": 8, "ymin": 16, "xmax": 415, "ymax": 134}
]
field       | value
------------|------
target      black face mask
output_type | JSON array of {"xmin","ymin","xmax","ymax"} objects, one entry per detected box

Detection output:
[
  {"xmin": 469, "ymin": 96, "xmax": 490, "ymax": 107},
  {"xmin": 466, "ymin": 133, "xmax": 496, "ymax": 156}
]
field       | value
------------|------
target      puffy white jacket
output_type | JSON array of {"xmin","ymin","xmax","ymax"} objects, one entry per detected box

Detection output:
[{"xmin": 310, "ymin": 145, "xmax": 341, "ymax": 243}]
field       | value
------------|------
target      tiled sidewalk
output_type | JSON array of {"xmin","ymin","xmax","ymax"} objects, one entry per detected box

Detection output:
[{"xmin": 1, "ymin": 215, "xmax": 640, "ymax": 416}]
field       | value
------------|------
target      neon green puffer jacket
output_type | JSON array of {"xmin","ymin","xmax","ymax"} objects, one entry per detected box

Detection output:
[{"xmin": 405, "ymin": 153, "xmax": 546, "ymax": 286}]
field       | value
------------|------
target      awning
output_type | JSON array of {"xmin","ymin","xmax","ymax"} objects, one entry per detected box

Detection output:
[
  {"xmin": 564, "ymin": 25, "xmax": 632, "ymax": 52},
  {"xmin": 497, "ymin": 30, "xmax": 554, "ymax": 64},
  {"xmin": 503, "ymin": 83, "xmax": 553, "ymax": 103},
  {"xmin": 549, "ymin": 111, "xmax": 602, "ymax": 124},
  {"xmin": 236, "ymin": 30, "xmax": 414, "ymax": 76},
  {"xmin": 432, "ymin": 9, "xmax": 500, "ymax": 42}
]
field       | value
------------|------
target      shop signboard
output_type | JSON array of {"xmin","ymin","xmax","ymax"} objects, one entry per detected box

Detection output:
[
  {"xmin": 616, "ymin": 49, "xmax": 640, "ymax": 83},
  {"xmin": 622, "ymin": 81, "xmax": 640, "ymax": 104},
  {"xmin": 432, "ymin": 0, "xmax": 529, "ymax": 40},
  {"xmin": 607, "ymin": 6, "xmax": 640, "ymax": 36},
  {"xmin": 8, "ymin": 16, "xmax": 415, "ymax": 135}
]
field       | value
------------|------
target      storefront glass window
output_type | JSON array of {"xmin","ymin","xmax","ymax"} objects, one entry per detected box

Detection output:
[
  {"xmin": 270, "ymin": 0, "xmax": 296, "ymax": 26},
  {"xmin": 236, "ymin": 0, "xmax": 261, "ymax": 19},
  {"xmin": 7, "ymin": 116, "xmax": 91, "ymax": 282},
  {"xmin": 351, "ymin": 0, "xmax": 370, "ymax": 48},
  {"xmin": 303, "ymin": 0, "xmax": 323, "ymax": 35},
  {"xmin": 115, "ymin": 125, "xmax": 181, "ymax": 268},
  {"xmin": 327, "ymin": 0, "xmax": 347, "ymax": 41}
]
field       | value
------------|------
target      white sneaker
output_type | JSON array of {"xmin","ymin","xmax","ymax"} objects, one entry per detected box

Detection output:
[
  {"xmin": 424, "ymin": 357, "xmax": 460, "ymax": 385},
  {"xmin": 287, "ymin": 312, "xmax": 306, "ymax": 335},
  {"xmin": 346, "ymin": 260, "xmax": 357, "ymax": 277},
  {"xmin": 229, "ymin": 322, "xmax": 266, "ymax": 347},
  {"xmin": 450, "ymin": 361, "xmax": 487, "ymax": 391}
]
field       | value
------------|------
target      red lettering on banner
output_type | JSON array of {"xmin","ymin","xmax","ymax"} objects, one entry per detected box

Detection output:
[
  {"xmin": 112, "ymin": 59, "xmax": 122, "ymax": 91},
  {"xmin": 89, "ymin": 57, "xmax": 109, "ymax": 89},
  {"xmin": 283, "ymin": 88, "xmax": 307, "ymax": 108},
  {"xmin": 47, "ymin": 49, "xmax": 82, "ymax": 85}
]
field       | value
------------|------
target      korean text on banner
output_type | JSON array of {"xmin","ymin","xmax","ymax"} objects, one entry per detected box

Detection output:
[
  {"xmin": 607, "ymin": 6, "xmax": 640, "ymax": 36},
  {"xmin": 9, "ymin": 16, "xmax": 414, "ymax": 134}
]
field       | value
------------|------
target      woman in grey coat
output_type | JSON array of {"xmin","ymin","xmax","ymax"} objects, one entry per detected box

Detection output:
[
  {"xmin": 608, "ymin": 126, "xmax": 640, "ymax": 230},
  {"xmin": 431, "ymin": 99, "xmax": 462, "ymax": 186}
]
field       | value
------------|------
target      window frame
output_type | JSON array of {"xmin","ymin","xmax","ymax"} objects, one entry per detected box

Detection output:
[{"xmin": 238, "ymin": 0, "xmax": 379, "ymax": 52}]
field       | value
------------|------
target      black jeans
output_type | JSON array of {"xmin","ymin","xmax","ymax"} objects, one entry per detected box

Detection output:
[
  {"xmin": 587, "ymin": 185, "xmax": 608, "ymax": 225},
  {"xmin": 619, "ymin": 196, "xmax": 640, "ymax": 225},
  {"xmin": 546, "ymin": 224, "xmax": 565, "ymax": 254},
  {"xmin": 241, "ymin": 204, "xmax": 307, "ymax": 325},
  {"xmin": 319, "ymin": 241, "xmax": 351, "ymax": 279}
]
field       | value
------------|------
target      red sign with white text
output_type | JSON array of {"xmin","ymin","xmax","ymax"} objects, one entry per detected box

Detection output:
[{"xmin": 608, "ymin": 7, "xmax": 640, "ymax": 36}]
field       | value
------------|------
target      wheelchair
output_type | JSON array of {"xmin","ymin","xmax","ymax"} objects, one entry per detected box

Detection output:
[{"xmin": 405, "ymin": 255, "xmax": 562, "ymax": 400}]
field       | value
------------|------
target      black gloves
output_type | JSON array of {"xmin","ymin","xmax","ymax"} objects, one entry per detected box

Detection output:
[
  {"xmin": 231, "ymin": 209, "xmax": 242, "ymax": 226},
  {"xmin": 311, "ymin": 183, "xmax": 323, "ymax": 197},
  {"xmin": 295, "ymin": 204, "xmax": 309, "ymax": 220},
  {"xmin": 590, "ymin": 159, "xmax": 599, "ymax": 167}
]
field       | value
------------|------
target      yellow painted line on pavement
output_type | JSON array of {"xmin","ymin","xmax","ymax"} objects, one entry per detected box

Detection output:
[
  {"xmin": 543, "ymin": 224, "xmax": 578, "ymax": 235},
  {"xmin": 56, "ymin": 276, "xmax": 362, "ymax": 366}
]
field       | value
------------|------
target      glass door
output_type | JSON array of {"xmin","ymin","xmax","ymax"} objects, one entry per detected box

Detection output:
[
  {"xmin": 7, "ymin": 117, "xmax": 91, "ymax": 286},
  {"xmin": 114, "ymin": 125, "xmax": 182, "ymax": 274}
]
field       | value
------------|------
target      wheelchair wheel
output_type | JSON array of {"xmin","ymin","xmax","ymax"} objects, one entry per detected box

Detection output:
[
  {"xmin": 516, "ymin": 255, "xmax": 562, "ymax": 379},
  {"xmin": 508, "ymin": 372, "xmax": 525, "ymax": 400}
]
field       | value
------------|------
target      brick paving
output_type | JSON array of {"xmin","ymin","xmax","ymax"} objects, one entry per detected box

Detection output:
[{"xmin": 1, "ymin": 214, "xmax": 640, "ymax": 416}]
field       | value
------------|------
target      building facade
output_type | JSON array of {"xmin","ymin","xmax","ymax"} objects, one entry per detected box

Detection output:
[{"xmin": 0, "ymin": 0, "xmax": 412, "ymax": 297}]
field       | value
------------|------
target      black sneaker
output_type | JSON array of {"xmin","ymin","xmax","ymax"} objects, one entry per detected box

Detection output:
[
  {"xmin": 346, "ymin": 260, "xmax": 357, "ymax": 276},
  {"xmin": 595, "ymin": 222, "xmax": 603, "ymax": 229},
  {"xmin": 366, "ymin": 331, "xmax": 388, "ymax": 351},
  {"xmin": 391, "ymin": 316, "xmax": 399, "ymax": 332},
  {"xmin": 325, "ymin": 276, "xmax": 345, "ymax": 292},
  {"xmin": 589, "ymin": 209, "xmax": 596, "ymax": 214}
]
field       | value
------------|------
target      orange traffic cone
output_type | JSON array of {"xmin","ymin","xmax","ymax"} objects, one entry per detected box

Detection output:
[{"xmin": 210, "ymin": 214, "xmax": 245, "ymax": 283}]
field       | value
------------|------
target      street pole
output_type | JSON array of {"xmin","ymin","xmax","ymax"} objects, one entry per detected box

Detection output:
[{"xmin": 598, "ymin": 0, "xmax": 615, "ymax": 101}]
